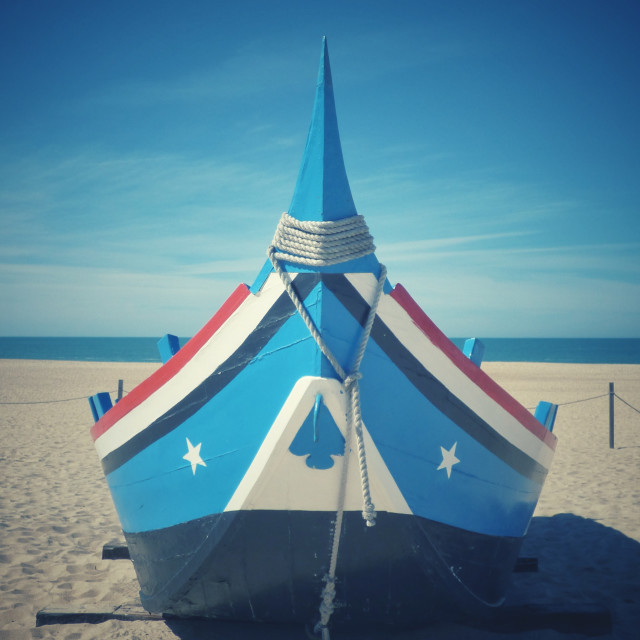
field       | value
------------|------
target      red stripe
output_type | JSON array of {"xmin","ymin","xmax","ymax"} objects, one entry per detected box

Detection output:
[
  {"xmin": 390, "ymin": 284, "xmax": 557, "ymax": 450},
  {"xmin": 91, "ymin": 284, "xmax": 251, "ymax": 442}
]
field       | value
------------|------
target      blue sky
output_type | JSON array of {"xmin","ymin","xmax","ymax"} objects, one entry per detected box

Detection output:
[{"xmin": 1, "ymin": 0, "xmax": 638, "ymax": 337}]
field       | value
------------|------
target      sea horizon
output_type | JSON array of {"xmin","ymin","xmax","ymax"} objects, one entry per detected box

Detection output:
[{"xmin": 1, "ymin": 336, "xmax": 639, "ymax": 365}]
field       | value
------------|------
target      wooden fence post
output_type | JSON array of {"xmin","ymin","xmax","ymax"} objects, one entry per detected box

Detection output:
[{"xmin": 609, "ymin": 382, "xmax": 615, "ymax": 449}]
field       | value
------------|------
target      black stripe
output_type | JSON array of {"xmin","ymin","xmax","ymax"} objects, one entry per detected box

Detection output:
[
  {"xmin": 102, "ymin": 271, "xmax": 546, "ymax": 483},
  {"xmin": 321, "ymin": 274, "xmax": 548, "ymax": 484},
  {"xmin": 101, "ymin": 275, "xmax": 320, "ymax": 475},
  {"xmin": 127, "ymin": 509, "xmax": 521, "ymax": 624}
]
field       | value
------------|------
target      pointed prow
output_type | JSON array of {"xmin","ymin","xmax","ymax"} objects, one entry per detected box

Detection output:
[{"xmin": 288, "ymin": 37, "xmax": 358, "ymax": 222}]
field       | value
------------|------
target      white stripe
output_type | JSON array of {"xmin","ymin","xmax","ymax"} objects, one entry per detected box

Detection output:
[
  {"xmin": 224, "ymin": 376, "xmax": 412, "ymax": 515},
  {"xmin": 96, "ymin": 270, "xmax": 553, "ymax": 473},
  {"xmin": 346, "ymin": 273, "xmax": 555, "ymax": 470},
  {"xmin": 95, "ymin": 274, "xmax": 292, "ymax": 459}
]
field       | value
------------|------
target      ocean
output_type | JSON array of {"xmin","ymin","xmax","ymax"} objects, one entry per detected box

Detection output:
[{"xmin": 0, "ymin": 336, "xmax": 639, "ymax": 364}]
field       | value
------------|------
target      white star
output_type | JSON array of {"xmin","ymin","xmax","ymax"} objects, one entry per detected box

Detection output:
[
  {"xmin": 183, "ymin": 437, "xmax": 206, "ymax": 475},
  {"xmin": 437, "ymin": 442, "xmax": 460, "ymax": 479}
]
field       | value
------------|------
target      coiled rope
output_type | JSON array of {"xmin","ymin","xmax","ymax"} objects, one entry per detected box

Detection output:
[
  {"xmin": 267, "ymin": 212, "xmax": 384, "ymax": 639},
  {"xmin": 270, "ymin": 212, "xmax": 376, "ymax": 266}
]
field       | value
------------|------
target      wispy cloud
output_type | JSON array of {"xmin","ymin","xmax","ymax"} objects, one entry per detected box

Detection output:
[
  {"xmin": 352, "ymin": 162, "xmax": 581, "ymax": 240},
  {"xmin": 0, "ymin": 261, "xmax": 249, "ymax": 337},
  {"xmin": 396, "ymin": 264, "xmax": 640, "ymax": 338},
  {"xmin": 381, "ymin": 236, "xmax": 640, "ymax": 267},
  {"xmin": 0, "ymin": 147, "xmax": 289, "ymax": 259},
  {"xmin": 378, "ymin": 231, "xmax": 534, "ymax": 255},
  {"xmin": 89, "ymin": 45, "xmax": 314, "ymax": 109},
  {"xmin": 2, "ymin": 141, "xmax": 636, "ymax": 337}
]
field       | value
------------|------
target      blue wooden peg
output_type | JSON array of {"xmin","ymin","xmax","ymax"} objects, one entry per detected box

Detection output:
[
  {"xmin": 89, "ymin": 392, "xmax": 113, "ymax": 423},
  {"xmin": 534, "ymin": 401, "xmax": 558, "ymax": 431},
  {"xmin": 157, "ymin": 334, "xmax": 180, "ymax": 364},
  {"xmin": 463, "ymin": 338, "xmax": 485, "ymax": 367}
]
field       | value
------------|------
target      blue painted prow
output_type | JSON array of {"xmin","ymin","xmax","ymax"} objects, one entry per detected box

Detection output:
[
  {"xmin": 251, "ymin": 37, "xmax": 381, "ymax": 293},
  {"xmin": 288, "ymin": 36, "xmax": 357, "ymax": 223}
]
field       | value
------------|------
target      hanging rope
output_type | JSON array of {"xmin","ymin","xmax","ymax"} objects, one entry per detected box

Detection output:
[
  {"xmin": 0, "ymin": 390, "xmax": 124, "ymax": 405},
  {"xmin": 615, "ymin": 394, "xmax": 640, "ymax": 415},
  {"xmin": 525, "ymin": 392, "xmax": 640, "ymax": 412},
  {"xmin": 265, "ymin": 250, "xmax": 384, "ymax": 529},
  {"xmin": 267, "ymin": 211, "xmax": 384, "ymax": 638}
]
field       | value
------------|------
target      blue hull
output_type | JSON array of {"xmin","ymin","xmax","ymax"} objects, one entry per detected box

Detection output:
[{"xmin": 92, "ymin": 271, "xmax": 555, "ymax": 627}]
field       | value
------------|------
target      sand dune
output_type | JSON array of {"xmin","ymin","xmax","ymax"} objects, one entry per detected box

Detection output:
[{"xmin": 0, "ymin": 359, "xmax": 638, "ymax": 639}]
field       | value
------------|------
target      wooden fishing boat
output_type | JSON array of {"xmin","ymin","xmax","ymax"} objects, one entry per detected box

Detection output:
[{"xmin": 89, "ymin": 38, "xmax": 557, "ymax": 634}]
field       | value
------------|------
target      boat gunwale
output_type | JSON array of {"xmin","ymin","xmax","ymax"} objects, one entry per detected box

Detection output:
[
  {"xmin": 90, "ymin": 283, "xmax": 251, "ymax": 442},
  {"xmin": 390, "ymin": 283, "xmax": 557, "ymax": 450},
  {"xmin": 91, "ymin": 273, "xmax": 556, "ymax": 457}
]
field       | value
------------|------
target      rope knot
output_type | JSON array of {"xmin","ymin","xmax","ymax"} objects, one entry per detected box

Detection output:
[
  {"xmin": 362, "ymin": 503, "xmax": 377, "ymax": 527},
  {"xmin": 319, "ymin": 576, "xmax": 336, "ymax": 612},
  {"xmin": 343, "ymin": 372, "xmax": 362, "ymax": 389},
  {"xmin": 314, "ymin": 576, "xmax": 337, "ymax": 637}
]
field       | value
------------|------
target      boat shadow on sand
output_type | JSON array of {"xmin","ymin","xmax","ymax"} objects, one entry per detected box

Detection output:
[{"xmin": 162, "ymin": 513, "xmax": 639, "ymax": 639}]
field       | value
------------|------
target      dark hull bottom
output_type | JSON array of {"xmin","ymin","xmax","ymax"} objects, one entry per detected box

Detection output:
[{"xmin": 125, "ymin": 511, "xmax": 523, "ymax": 628}]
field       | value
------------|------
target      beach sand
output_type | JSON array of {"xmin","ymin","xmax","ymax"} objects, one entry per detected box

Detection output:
[{"xmin": 0, "ymin": 359, "xmax": 638, "ymax": 639}]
